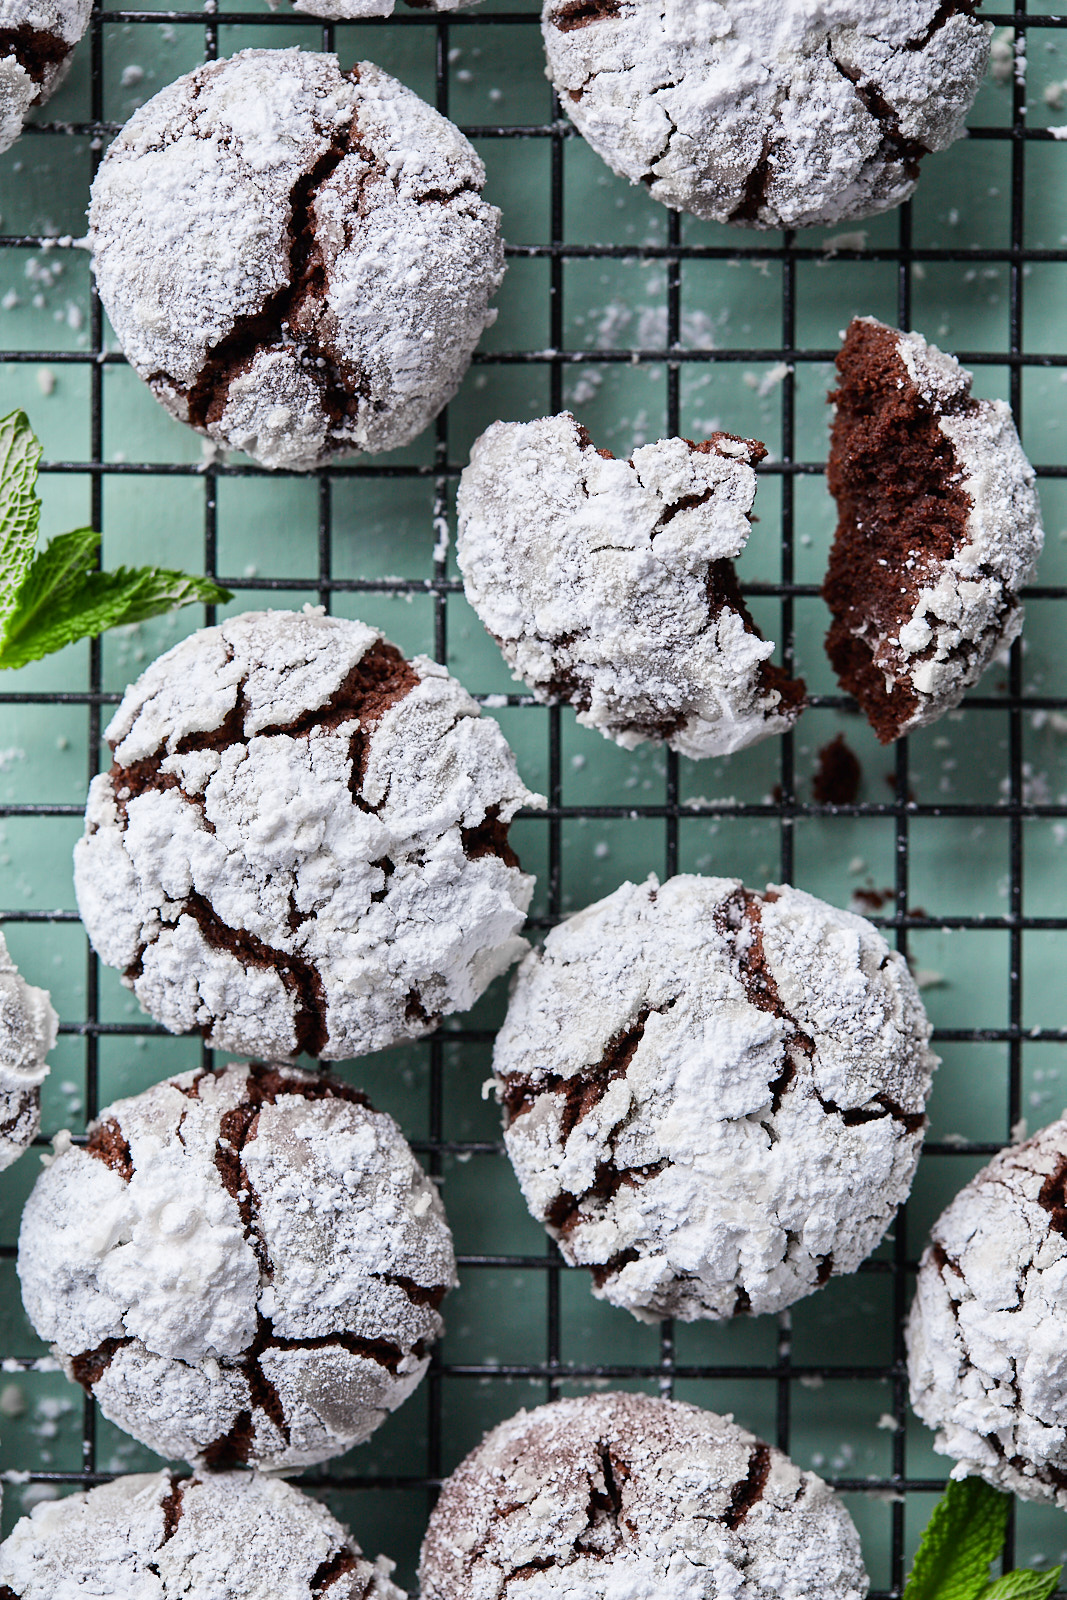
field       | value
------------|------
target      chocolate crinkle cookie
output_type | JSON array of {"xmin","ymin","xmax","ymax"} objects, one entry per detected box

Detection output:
[
  {"xmin": 907, "ymin": 1114, "xmax": 1067, "ymax": 1507},
  {"xmin": 73, "ymin": 608, "xmax": 542, "ymax": 1062},
  {"xmin": 494, "ymin": 873, "xmax": 935, "ymax": 1322},
  {"xmin": 17, "ymin": 1060, "xmax": 456, "ymax": 1471},
  {"xmin": 0, "ymin": 0, "xmax": 91, "ymax": 154},
  {"xmin": 457, "ymin": 413, "xmax": 805, "ymax": 757},
  {"xmin": 542, "ymin": 0, "xmax": 989, "ymax": 230},
  {"xmin": 419, "ymin": 1392, "xmax": 868, "ymax": 1600},
  {"xmin": 88, "ymin": 49, "xmax": 504, "ymax": 471},
  {"xmin": 824, "ymin": 317, "xmax": 1043, "ymax": 743},
  {"xmin": 0, "ymin": 930, "xmax": 57, "ymax": 1173},
  {"xmin": 0, "ymin": 1468, "xmax": 405, "ymax": 1599}
]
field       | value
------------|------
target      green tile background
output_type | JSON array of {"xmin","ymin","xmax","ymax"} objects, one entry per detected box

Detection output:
[{"xmin": 2, "ymin": 2, "xmax": 1067, "ymax": 1594}]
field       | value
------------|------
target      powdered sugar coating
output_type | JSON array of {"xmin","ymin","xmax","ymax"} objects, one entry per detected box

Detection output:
[
  {"xmin": 419, "ymin": 1392, "xmax": 868, "ymax": 1600},
  {"xmin": 907, "ymin": 1115, "xmax": 1067, "ymax": 1506},
  {"xmin": 828, "ymin": 318, "xmax": 1044, "ymax": 738},
  {"xmin": 73, "ymin": 607, "xmax": 542, "ymax": 1062},
  {"xmin": 0, "ymin": 930, "xmax": 57, "ymax": 1172},
  {"xmin": 0, "ymin": 1468, "xmax": 405, "ymax": 1599},
  {"xmin": 543, "ymin": 0, "xmax": 989, "ymax": 230},
  {"xmin": 494, "ymin": 874, "xmax": 935, "ymax": 1322},
  {"xmin": 0, "ymin": 0, "xmax": 92, "ymax": 154},
  {"xmin": 18, "ymin": 1060, "xmax": 457, "ymax": 1470},
  {"xmin": 457, "ymin": 414, "xmax": 804, "ymax": 758},
  {"xmin": 88, "ymin": 49, "xmax": 504, "ymax": 470}
]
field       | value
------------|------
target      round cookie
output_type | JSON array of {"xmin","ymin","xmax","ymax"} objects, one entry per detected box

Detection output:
[
  {"xmin": 88, "ymin": 49, "xmax": 504, "ymax": 471},
  {"xmin": 18, "ymin": 1060, "xmax": 456, "ymax": 1470},
  {"xmin": 824, "ymin": 317, "xmax": 1043, "ymax": 742},
  {"xmin": 543, "ymin": 0, "xmax": 989, "ymax": 230},
  {"xmin": 0, "ymin": 0, "xmax": 92, "ymax": 155},
  {"xmin": 457, "ymin": 413, "xmax": 805, "ymax": 758},
  {"xmin": 907, "ymin": 1115, "xmax": 1067, "ymax": 1507},
  {"xmin": 73, "ymin": 607, "xmax": 541, "ymax": 1062},
  {"xmin": 0, "ymin": 1467, "xmax": 404, "ymax": 1599},
  {"xmin": 0, "ymin": 930, "xmax": 57, "ymax": 1172},
  {"xmin": 494, "ymin": 873, "xmax": 936, "ymax": 1322},
  {"xmin": 418, "ymin": 1392, "xmax": 868, "ymax": 1600}
]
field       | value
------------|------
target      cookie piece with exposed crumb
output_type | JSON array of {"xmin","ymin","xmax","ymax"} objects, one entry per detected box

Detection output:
[
  {"xmin": 17, "ymin": 1060, "xmax": 457, "ymax": 1471},
  {"xmin": 418, "ymin": 1392, "xmax": 868, "ymax": 1600},
  {"xmin": 824, "ymin": 318, "xmax": 1043, "ymax": 742},
  {"xmin": 493, "ymin": 873, "xmax": 935, "ymax": 1322},
  {"xmin": 543, "ymin": 0, "xmax": 989, "ymax": 230},
  {"xmin": 0, "ymin": 1467, "xmax": 405, "ymax": 1599},
  {"xmin": 88, "ymin": 49, "xmax": 504, "ymax": 470},
  {"xmin": 456, "ymin": 413, "xmax": 804, "ymax": 758},
  {"xmin": 0, "ymin": 930, "xmax": 56, "ymax": 1172},
  {"xmin": 73, "ymin": 607, "xmax": 542, "ymax": 1063},
  {"xmin": 908, "ymin": 1114, "xmax": 1067, "ymax": 1508},
  {"xmin": 0, "ymin": 0, "xmax": 92, "ymax": 154}
]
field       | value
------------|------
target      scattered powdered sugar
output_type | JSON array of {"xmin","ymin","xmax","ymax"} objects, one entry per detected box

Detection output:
[
  {"xmin": 0, "ymin": 1467, "xmax": 406, "ymax": 1599},
  {"xmin": 493, "ymin": 874, "xmax": 936, "ymax": 1322},
  {"xmin": 907, "ymin": 1114, "xmax": 1067, "ymax": 1506},
  {"xmin": 0, "ymin": 0, "xmax": 93, "ymax": 155},
  {"xmin": 17, "ymin": 1060, "xmax": 457, "ymax": 1471},
  {"xmin": 73, "ymin": 607, "xmax": 543, "ymax": 1063},
  {"xmin": 89, "ymin": 49, "xmax": 504, "ymax": 470},
  {"xmin": 287, "ymin": 0, "xmax": 477, "ymax": 16},
  {"xmin": 418, "ymin": 1392, "xmax": 868, "ymax": 1600},
  {"xmin": 0, "ymin": 931, "xmax": 57, "ymax": 1173},
  {"xmin": 543, "ymin": 0, "xmax": 989, "ymax": 230},
  {"xmin": 456, "ymin": 413, "xmax": 804, "ymax": 759}
]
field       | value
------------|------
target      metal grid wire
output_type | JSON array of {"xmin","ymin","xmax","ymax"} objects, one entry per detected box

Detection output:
[{"xmin": 1, "ymin": 1, "xmax": 1066, "ymax": 1595}]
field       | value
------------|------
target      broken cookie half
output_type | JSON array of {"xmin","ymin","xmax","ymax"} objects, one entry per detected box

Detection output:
[
  {"xmin": 456, "ymin": 412, "xmax": 805, "ymax": 759},
  {"xmin": 824, "ymin": 317, "xmax": 1043, "ymax": 743}
]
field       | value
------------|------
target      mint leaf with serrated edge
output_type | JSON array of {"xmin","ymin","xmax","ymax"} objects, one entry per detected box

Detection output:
[
  {"xmin": 980, "ymin": 1568, "xmax": 1063, "ymax": 1600},
  {"xmin": 903, "ymin": 1479, "xmax": 1011, "ymax": 1600},
  {"xmin": 0, "ymin": 528, "xmax": 231, "ymax": 670},
  {"xmin": 0, "ymin": 410, "xmax": 43, "ymax": 629}
]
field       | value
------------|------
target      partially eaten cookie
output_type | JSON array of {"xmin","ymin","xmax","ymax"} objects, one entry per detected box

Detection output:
[
  {"xmin": 457, "ymin": 412, "xmax": 805, "ymax": 758},
  {"xmin": 823, "ymin": 317, "xmax": 1043, "ymax": 742}
]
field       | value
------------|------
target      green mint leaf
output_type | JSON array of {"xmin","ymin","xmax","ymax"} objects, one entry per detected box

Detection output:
[
  {"xmin": 980, "ymin": 1567, "xmax": 1063, "ymax": 1600},
  {"xmin": 903, "ymin": 1479, "xmax": 1011, "ymax": 1600},
  {"xmin": 0, "ymin": 528, "xmax": 231, "ymax": 669},
  {"xmin": 0, "ymin": 409, "xmax": 43, "ymax": 628}
]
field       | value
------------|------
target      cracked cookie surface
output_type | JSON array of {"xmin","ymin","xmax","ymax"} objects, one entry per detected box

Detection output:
[
  {"xmin": 88, "ymin": 48, "xmax": 504, "ymax": 470},
  {"xmin": 0, "ymin": 929, "xmax": 56, "ymax": 1173},
  {"xmin": 0, "ymin": 0, "xmax": 92, "ymax": 154},
  {"xmin": 418, "ymin": 1392, "xmax": 868, "ymax": 1600},
  {"xmin": 456, "ymin": 412, "xmax": 805, "ymax": 758},
  {"xmin": 907, "ymin": 1116, "xmax": 1067, "ymax": 1507},
  {"xmin": 493, "ymin": 873, "xmax": 936, "ymax": 1322},
  {"xmin": 824, "ymin": 317, "xmax": 1043, "ymax": 742},
  {"xmin": 72, "ymin": 607, "xmax": 542, "ymax": 1062},
  {"xmin": 542, "ymin": 1, "xmax": 989, "ymax": 229},
  {"xmin": 0, "ymin": 1467, "xmax": 405, "ymax": 1599},
  {"xmin": 17, "ymin": 1060, "xmax": 457, "ymax": 1470}
]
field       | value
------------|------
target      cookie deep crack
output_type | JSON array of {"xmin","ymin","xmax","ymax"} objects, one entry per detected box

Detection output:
[
  {"xmin": 184, "ymin": 892, "xmax": 329, "ymax": 1058},
  {"xmin": 723, "ymin": 1443, "xmax": 772, "ymax": 1529}
]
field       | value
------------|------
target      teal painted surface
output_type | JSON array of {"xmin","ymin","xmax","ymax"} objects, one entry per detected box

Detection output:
[{"xmin": 2, "ymin": 2, "xmax": 1067, "ymax": 1592}]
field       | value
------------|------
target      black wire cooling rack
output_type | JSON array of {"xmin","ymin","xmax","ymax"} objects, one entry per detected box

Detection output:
[{"xmin": 2, "ymin": 1, "xmax": 1067, "ymax": 1594}]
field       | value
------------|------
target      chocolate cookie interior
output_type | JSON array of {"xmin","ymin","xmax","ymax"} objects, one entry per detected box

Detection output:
[{"xmin": 823, "ymin": 317, "xmax": 973, "ymax": 742}]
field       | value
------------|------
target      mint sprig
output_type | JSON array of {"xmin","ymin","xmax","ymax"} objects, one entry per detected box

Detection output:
[
  {"xmin": 0, "ymin": 410, "xmax": 231, "ymax": 670},
  {"xmin": 903, "ymin": 1478, "xmax": 1061, "ymax": 1600}
]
